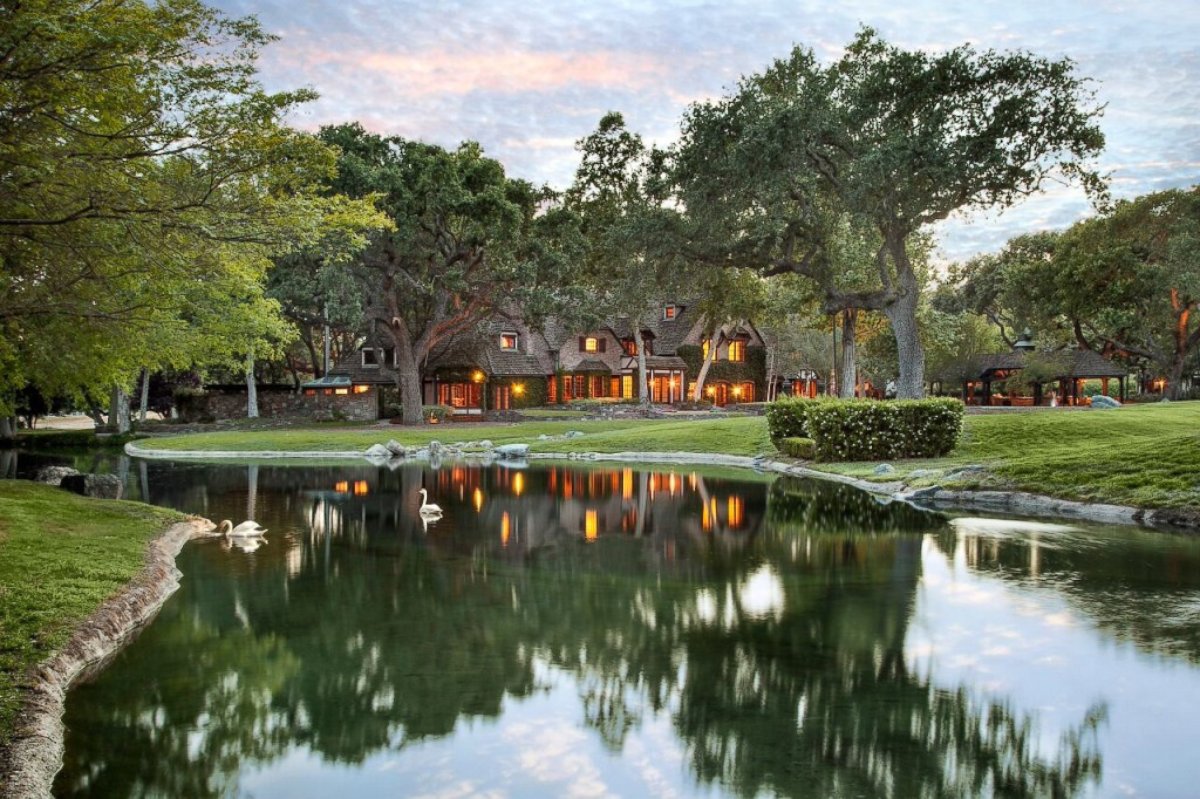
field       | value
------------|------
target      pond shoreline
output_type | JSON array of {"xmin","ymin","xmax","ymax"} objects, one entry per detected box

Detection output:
[
  {"xmin": 125, "ymin": 441, "xmax": 1197, "ymax": 531},
  {"xmin": 0, "ymin": 518, "xmax": 213, "ymax": 799}
]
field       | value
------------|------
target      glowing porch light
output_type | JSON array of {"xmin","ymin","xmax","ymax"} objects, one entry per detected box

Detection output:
[
  {"xmin": 471, "ymin": 370, "xmax": 485, "ymax": 383},
  {"xmin": 513, "ymin": 382, "xmax": 525, "ymax": 396}
]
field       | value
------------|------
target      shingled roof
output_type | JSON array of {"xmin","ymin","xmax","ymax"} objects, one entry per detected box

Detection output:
[{"xmin": 973, "ymin": 349, "xmax": 1127, "ymax": 380}]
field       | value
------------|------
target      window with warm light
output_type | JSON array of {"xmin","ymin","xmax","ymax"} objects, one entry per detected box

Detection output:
[
  {"xmin": 701, "ymin": 339, "xmax": 710, "ymax": 360},
  {"xmin": 662, "ymin": 304, "xmax": 676, "ymax": 320},
  {"xmin": 353, "ymin": 384, "xmax": 370, "ymax": 394},
  {"xmin": 334, "ymin": 387, "xmax": 349, "ymax": 395},
  {"xmin": 727, "ymin": 340, "xmax": 745, "ymax": 362},
  {"xmin": 583, "ymin": 336, "xmax": 599, "ymax": 353},
  {"xmin": 499, "ymin": 333, "xmax": 518, "ymax": 350},
  {"xmin": 622, "ymin": 339, "xmax": 637, "ymax": 356}
]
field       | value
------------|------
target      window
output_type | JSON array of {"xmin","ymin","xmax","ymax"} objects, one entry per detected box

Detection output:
[
  {"xmin": 353, "ymin": 385, "xmax": 370, "ymax": 394},
  {"xmin": 592, "ymin": 375, "xmax": 607, "ymax": 397},
  {"xmin": 361, "ymin": 348, "xmax": 379, "ymax": 367},
  {"xmin": 622, "ymin": 339, "xmax": 637, "ymax": 356},
  {"xmin": 701, "ymin": 339, "xmax": 710, "ymax": 360},
  {"xmin": 583, "ymin": 336, "xmax": 599, "ymax": 353},
  {"xmin": 621, "ymin": 375, "xmax": 634, "ymax": 399},
  {"xmin": 727, "ymin": 340, "xmax": 745, "ymax": 362},
  {"xmin": 500, "ymin": 333, "xmax": 518, "ymax": 350},
  {"xmin": 662, "ymin": 304, "xmax": 676, "ymax": 320},
  {"xmin": 573, "ymin": 374, "xmax": 586, "ymax": 397}
]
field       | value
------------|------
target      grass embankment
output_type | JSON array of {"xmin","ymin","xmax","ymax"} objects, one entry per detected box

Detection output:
[
  {"xmin": 140, "ymin": 416, "xmax": 776, "ymax": 458},
  {"xmin": 0, "ymin": 482, "xmax": 184, "ymax": 747},
  {"xmin": 139, "ymin": 402, "xmax": 1200, "ymax": 510}
]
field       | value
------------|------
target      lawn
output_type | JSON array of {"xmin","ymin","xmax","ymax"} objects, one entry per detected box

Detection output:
[
  {"xmin": 0, "ymin": 482, "xmax": 184, "ymax": 747},
  {"xmin": 135, "ymin": 402, "xmax": 1200, "ymax": 510},
  {"xmin": 137, "ymin": 416, "xmax": 776, "ymax": 457}
]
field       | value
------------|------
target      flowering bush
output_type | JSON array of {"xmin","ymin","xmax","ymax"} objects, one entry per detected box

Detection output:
[
  {"xmin": 765, "ymin": 397, "xmax": 831, "ymax": 443},
  {"xmin": 769, "ymin": 397, "xmax": 964, "ymax": 461}
]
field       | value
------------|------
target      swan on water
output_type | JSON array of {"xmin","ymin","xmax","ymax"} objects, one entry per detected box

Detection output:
[
  {"xmin": 418, "ymin": 488, "xmax": 443, "ymax": 516},
  {"xmin": 217, "ymin": 519, "xmax": 268, "ymax": 537}
]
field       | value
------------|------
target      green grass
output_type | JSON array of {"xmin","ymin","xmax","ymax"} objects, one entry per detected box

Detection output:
[
  {"xmin": 816, "ymin": 402, "xmax": 1200, "ymax": 509},
  {"xmin": 139, "ymin": 417, "xmax": 774, "ymax": 457},
  {"xmin": 138, "ymin": 402, "xmax": 1200, "ymax": 510},
  {"xmin": 0, "ymin": 482, "xmax": 185, "ymax": 747}
]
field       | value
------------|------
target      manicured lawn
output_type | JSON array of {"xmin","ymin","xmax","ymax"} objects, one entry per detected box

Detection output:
[
  {"xmin": 139, "ymin": 417, "xmax": 775, "ymax": 457},
  {"xmin": 0, "ymin": 482, "xmax": 184, "ymax": 747},
  {"xmin": 137, "ymin": 402, "xmax": 1200, "ymax": 509}
]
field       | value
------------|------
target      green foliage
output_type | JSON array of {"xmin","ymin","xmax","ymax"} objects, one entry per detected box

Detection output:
[
  {"xmin": 0, "ymin": 482, "xmax": 184, "ymax": 746},
  {"xmin": 677, "ymin": 345, "xmax": 768, "ymax": 392},
  {"xmin": 802, "ymin": 399, "xmax": 965, "ymax": 461},
  {"xmin": 779, "ymin": 437, "xmax": 817, "ymax": 459},
  {"xmin": 765, "ymin": 396, "xmax": 830, "ymax": 443}
]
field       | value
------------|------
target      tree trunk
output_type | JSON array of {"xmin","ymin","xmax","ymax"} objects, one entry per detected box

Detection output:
[
  {"xmin": 840, "ymin": 308, "xmax": 858, "ymax": 399},
  {"xmin": 633, "ymin": 327, "xmax": 649, "ymax": 405},
  {"xmin": 245, "ymin": 353, "xmax": 259, "ymax": 418},
  {"xmin": 139, "ymin": 369, "xmax": 150, "ymax": 423},
  {"xmin": 692, "ymin": 331, "xmax": 721, "ymax": 401},
  {"xmin": 108, "ymin": 384, "xmax": 131, "ymax": 434},
  {"xmin": 764, "ymin": 340, "xmax": 777, "ymax": 402},
  {"xmin": 393, "ymin": 331, "xmax": 425, "ymax": 425},
  {"xmin": 0, "ymin": 415, "xmax": 15, "ymax": 442},
  {"xmin": 1167, "ymin": 351, "xmax": 1188, "ymax": 401},
  {"xmin": 884, "ymin": 239, "xmax": 926, "ymax": 399}
]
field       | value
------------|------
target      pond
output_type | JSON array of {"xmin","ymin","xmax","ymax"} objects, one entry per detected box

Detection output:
[{"xmin": 13, "ymin": 453, "xmax": 1200, "ymax": 798}]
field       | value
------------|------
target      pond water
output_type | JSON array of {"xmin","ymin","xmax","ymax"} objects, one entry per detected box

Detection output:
[{"xmin": 12, "ymin": 453, "xmax": 1200, "ymax": 798}]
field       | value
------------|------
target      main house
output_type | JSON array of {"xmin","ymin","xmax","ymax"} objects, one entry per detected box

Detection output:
[{"xmin": 311, "ymin": 301, "xmax": 768, "ymax": 420}]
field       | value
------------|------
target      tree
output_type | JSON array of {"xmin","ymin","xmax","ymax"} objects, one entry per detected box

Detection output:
[
  {"xmin": 0, "ymin": 0, "xmax": 383, "ymax": 431},
  {"xmin": 318, "ymin": 124, "xmax": 581, "ymax": 424},
  {"xmin": 1052, "ymin": 188, "xmax": 1200, "ymax": 398},
  {"xmin": 688, "ymin": 269, "xmax": 767, "ymax": 401},
  {"xmin": 673, "ymin": 28, "xmax": 1105, "ymax": 398},
  {"xmin": 567, "ymin": 112, "xmax": 688, "ymax": 404}
]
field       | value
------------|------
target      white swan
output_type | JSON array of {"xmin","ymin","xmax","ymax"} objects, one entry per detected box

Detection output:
[
  {"xmin": 417, "ymin": 488, "xmax": 443, "ymax": 516},
  {"xmin": 217, "ymin": 519, "xmax": 268, "ymax": 537}
]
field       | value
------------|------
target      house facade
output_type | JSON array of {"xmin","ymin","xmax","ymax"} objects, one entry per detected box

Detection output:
[{"xmin": 318, "ymin": 300, "xmax": 769, "ymax": 419}]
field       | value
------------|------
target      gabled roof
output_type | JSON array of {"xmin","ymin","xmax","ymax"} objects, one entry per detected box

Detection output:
[
  {"xmin": 571, "ymin": 358, "xmax": 612, "ymax": 373},
  {"xmin": 482, "ymin": 348, "xmax": 548, "ymax": 377},
  {"xmin": 974, "ymin": 349, "xmax": 1127, "ymax": 380}
]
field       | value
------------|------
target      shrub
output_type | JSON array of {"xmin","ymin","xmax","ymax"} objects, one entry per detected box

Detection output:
[
  {"xmin": 802, "ymin": 398, "xmax": 965, "ymax": 461},
  {"xmin": 425, "ymin": 404, "xmax": 454, "ymax": 423},
  {"xmin": 779, "ymin": 437, "xmax": 817, "ymax": 459},
  {"xmin": 765, "ymin": 397, "xmax": 830, "ymax": 443}
]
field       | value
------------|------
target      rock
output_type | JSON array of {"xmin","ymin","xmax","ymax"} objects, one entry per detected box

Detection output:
[
  {"xmin": 478, "ymin": 440, "xmax": 493, "ymax": 449},
  {"xmin": 365, "ymin": 443, "xmax": 390, "ymax": 458},
  {"xmin": 873, "ymin": 464, "xmax": 896, "ymax": 475},
  {"xmin": 35, "ymin": 465, "xmax": 80, "ymax": 485},
  {"xmin": 1091, "ymin": 395, "xmax": 1121, "ymax": 409},
  {"xmin": 385, "ymin": 439, "xmax": 407, "ymax": 457},
  {"xmin": 428, "ymin": 440, "xmax": 444, "ymax": 456},
  {"xmin": 564, "ymin": 430, "xmax": 584, "ymax": 439},
  {"xmin": 907, "ymin": 485, "xmax": 943, "ymax": 500},
  {"xmin": 537, "ymin": 434, "xmax": 551, "ymax": 440},
  {"xmin": 907, "ymin": 469, "xmax": 938, "ymax": 480},
  {"xmin": 495, "ymin": 443, "xmax": 530, "ymax": 459},
  {"xmin": 60, "ymin": 473, "xmax": 123, "ymax": 500}
]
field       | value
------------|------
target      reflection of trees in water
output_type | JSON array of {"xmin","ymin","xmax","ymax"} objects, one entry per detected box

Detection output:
[
  {"xmin": 57, "ymin": 465, "xmax": 1103, "ymax": 798},
  {"xmin": 939, "ymin": 525, "xmax": 1200, "ymax": 664},
  {"xmin": 767, "ymin": 476, "xmax": 946, "ymax": 536}
]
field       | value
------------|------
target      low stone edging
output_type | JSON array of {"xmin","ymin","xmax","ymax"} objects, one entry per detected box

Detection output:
[{"xmin": 0, "ymin": 518, "xmax": 214, "ymax": 799}]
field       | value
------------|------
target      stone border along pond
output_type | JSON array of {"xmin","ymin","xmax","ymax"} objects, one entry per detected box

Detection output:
[
  {"xmin": 0, "ymin": 519, "xmax": 215, "ymax": 799},
  {"xmin": 124, "ymin": 439, "xmax": 1196, "ymax": 531}
]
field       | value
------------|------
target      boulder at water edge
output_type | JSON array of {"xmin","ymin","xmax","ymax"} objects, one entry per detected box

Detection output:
[
  {"xmin": 35, "ymin": 465, "xmax": 80, "ymax": 485},
  {"xmin": 60, "ymin": 473, "xmax": 123, "ymax": 500},
  {"xmin": 495, "ymin": 443, "xmax": 530, "ymax": 459}
]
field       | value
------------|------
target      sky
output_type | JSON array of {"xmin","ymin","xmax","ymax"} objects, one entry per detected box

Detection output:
[{"xmin": 211, "ymin": 0, "xmax": 1200, "ymax": 263}]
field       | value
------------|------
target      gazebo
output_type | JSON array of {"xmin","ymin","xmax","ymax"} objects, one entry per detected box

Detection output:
[{"xmin": 964, "ymin": 343, "xmax": 1129, "ymax": 407}]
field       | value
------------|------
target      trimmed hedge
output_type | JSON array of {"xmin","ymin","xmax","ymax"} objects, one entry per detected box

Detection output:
[
  {"xmin": 768, "ymin": 397, "xmax": 964, "ymax": 461},
  {"xmin": 779, "ymin": 436, "xmax": 817, "ymax": 459}
]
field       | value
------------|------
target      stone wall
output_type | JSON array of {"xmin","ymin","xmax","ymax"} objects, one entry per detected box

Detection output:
[{"xmin": 187, "ymin": 385, "xmax": 380, "ymax": 422}]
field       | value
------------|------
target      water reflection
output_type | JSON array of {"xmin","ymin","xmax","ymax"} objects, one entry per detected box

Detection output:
[{"xmin": 40, "ymin": 462, "xmax": 1200, "ymax": 797}]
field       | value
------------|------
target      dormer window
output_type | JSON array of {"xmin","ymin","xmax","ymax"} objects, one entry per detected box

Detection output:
[
  {"xmin": 727, "ymin": 340, "xmax": 745, "ymax": 362},
  {"xmin": 499, "ymin": 332, "xmax": 518, "ymax": 350},
  {"xmin": 622, "ymin": 340, "xmax": 637, "ymax": 356},
  {"xmin": 583, "ymin": 336, "xmax": 600, "ymax": 353},
  {"xmin": 361, "ymin": 348, "xmax": 379, "ymax": 367},
  {"xmin": 662, "ymin": 304, "xmax": 676, "ymax": 320}
]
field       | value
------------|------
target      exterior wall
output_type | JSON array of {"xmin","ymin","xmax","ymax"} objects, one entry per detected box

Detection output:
[
  {"xmin": 558, "ymin": 329, "xmax": 624, "ymax": 372},
  {"xmin": 192, "ymin": 386, "xmax": 379, "ymax": 422}
]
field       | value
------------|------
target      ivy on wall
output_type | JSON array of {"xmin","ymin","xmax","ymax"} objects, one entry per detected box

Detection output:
[{"xmin": 676, "ymin": 344, "xmax": 767, "ymax": 394}]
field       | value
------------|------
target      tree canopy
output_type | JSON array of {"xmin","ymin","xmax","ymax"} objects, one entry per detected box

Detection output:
[{"xmin": 672, "ymin": 27, "xmax": 1106, "ymax": 397}]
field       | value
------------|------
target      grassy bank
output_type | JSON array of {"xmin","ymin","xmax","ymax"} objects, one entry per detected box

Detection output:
[
  {"xmin": 0, "ymin": 482, "xmax": 184, "ymax": 747},
  {"xmin": 137, "ymin": 402, "xmax": 1200, "ymax": 510},
  {"xmin": 138, "ymin": 416, "xmax": 776, "ymax": 458}
]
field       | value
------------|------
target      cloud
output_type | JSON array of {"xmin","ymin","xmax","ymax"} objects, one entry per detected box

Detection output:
[{"xmin": 211, "ymin": 0, "xmax": 1200, "ymax": 260}]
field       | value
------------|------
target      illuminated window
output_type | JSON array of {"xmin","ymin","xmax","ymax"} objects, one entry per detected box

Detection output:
[
  {"xmin": 500, "ymin": 333, "xmax": 518, "ymax": 350},
  {"xmin": 623, "ymin": 340, "xmax": 637, "ymax": 356},
  {"xmin": 304, "ymin": 389, "xmax": 316, "ymax": 396},
  {"xmin": 727, "ymin": 340, "xmax": 745, "ymax": 362},
  {"xmin": 662, "ymin": 304, "xmax": 676, "ymax": 320},
  {"xmin": 334, "ymin": 387, "xmax": 349, "ymax": 395},
  {"xmin": 361, "ymin": 348, "xmax": 378, "ymax": 367},
  {"xmin": 353, "ymin": 384, "xmax": 370, "ymax": 394},
  {"xmin": 573, "ymin": 374, "xmax": 585, "ymax": 397},
  {"xmin": 584, "ymin": 336, "xmax": 599, "ymax": 353},
  {"xmin": 622, "ymin": 375, "xmax": 634, "ymax": 399},
  {"xmin": 701, "ymin": 339, "xmax": 710, "ymax": 360}
]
